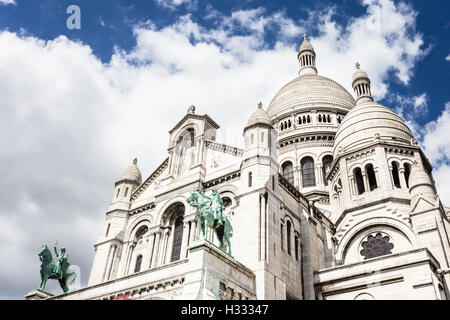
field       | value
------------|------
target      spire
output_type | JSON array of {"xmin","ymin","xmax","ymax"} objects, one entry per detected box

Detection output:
[
  {"xmin": 297, "ymin": 33, "xmax": 317, "ymax": 76},
  {"xmin": 352, "ymin": 62, "xmax": 373, "ymax": 105}
]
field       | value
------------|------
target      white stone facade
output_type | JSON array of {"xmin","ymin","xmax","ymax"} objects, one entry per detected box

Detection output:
[{"xmin": 48, "ymin": 37, "xmax": 450, "ymax": 301}]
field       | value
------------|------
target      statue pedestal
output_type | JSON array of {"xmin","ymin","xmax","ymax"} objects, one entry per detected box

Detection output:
[
  {"xmin": 25, "ymin": 290, "xmax": 53, "ymax": 300},
  {"xmin": 182, "ymin": 240, "xmax": 256, "ymax": 300}
]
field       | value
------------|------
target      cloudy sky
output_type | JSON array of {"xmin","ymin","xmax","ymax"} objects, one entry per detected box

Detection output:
[{"xmin": 0, "ymin": 0, "xmax": 449, "ymax": 299}]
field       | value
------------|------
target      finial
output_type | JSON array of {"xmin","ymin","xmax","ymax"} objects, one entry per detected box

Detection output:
[
  {"xmin": 257, "ymin": 102, "xmax": 263, "ymax": 109},
  {"xmin": 303, "ymin": 33, "xmax": 308, "ymax": 41},
  {"xmin": 355, "ymin": 62, "xmax": 361, "ymax": 69},
  {"xmin": 133, "ymin": 158, "xmax": 138, "ymax": 165},
  {"xmin": 187, "ymin": 105, "xmax": 196, "ymax": 114}
]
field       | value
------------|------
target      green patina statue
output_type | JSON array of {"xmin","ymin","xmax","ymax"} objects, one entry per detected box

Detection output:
[
  {"xmin": 38, "ymin": 242, "xmax": 76, "ymax": 294},
  {"xmin": 187, "ymin": 189, "xmax": 233, "ymax": 255}
]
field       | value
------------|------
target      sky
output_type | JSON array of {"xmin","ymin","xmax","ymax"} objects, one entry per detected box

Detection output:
[{"xmin": 0, "ymin": 0, "xmax": 449, "ymax": 299}]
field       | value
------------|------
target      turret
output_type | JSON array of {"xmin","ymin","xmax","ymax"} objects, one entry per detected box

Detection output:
[
  {"xmin": 112, "ymin": 158, "xmax": 142, "ymax": 206},
  {"xmin": 298, "ymin": 33, "xmax": 317, "ymax": 76},
  {"xmin": 242, "ymin": 102, "xmax": 278, "ymax": 189},
  {"xmin": 352, "ymin": 62, "xmax": 374, "ymax": 105}
]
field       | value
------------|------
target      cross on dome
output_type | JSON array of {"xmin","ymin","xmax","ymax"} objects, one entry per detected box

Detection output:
[
  {"xmin": 257, "ymin": 102, "xmax": 263, "ymax": 109},
  {"xmin": 133, "ymin": 158, "xmax": 138, "ymax": 165},
  {"xmin": 355, "ymin": 62, "xmax": 361, "ymax": 69},
  {"xmin": 303, "ymin": 33, "xmax": 308, "ymax": 41}
]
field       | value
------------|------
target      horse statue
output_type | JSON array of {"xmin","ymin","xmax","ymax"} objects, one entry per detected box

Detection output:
[
  {"xmin": 38, "ymin": 243, "xmax": 76, "ymax": 294},
  {"xmin": 187, "ymin": 189, "xmax": 233, "ymax": 255}
]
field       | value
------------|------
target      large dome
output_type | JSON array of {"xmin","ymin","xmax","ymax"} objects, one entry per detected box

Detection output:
[
  {"xmin": 333, "ymin": 102, "xmax": 414, "ymax": 155},
  {"xmin": 267, "ymin": 75, "xmax": 356, "ymax": 120}
]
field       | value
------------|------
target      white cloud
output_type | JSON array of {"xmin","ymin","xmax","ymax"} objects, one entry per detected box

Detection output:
[
  {"xmin": 446, "ymin": 54, "xmax": 450, "ymax": 61},
  {"xmin": 0, "ymin": 0, "xmax": 433, "ymax": 298},
  {"xmin": 0, "ymin": 0, "xmax": 16, "ymax": 5},
  {"xmin": 155, "ymin": 0, "xmax": 196, "ymax": 10},
  {"xmin": 421, "ymin": 102, "xmax": 450, "ymax": 206},
  {"xmin": 307, "ymin": 0, "xmax": 429, "ymax": 100}
]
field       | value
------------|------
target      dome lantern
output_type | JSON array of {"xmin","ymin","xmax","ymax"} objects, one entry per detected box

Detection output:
[
  {"xmin": 298, "ymin": 33, "xmax": 317, "ymax": 76},
  {"xmin": 352, "ymin": 62, "xmax": 373, "ymax": 105}
]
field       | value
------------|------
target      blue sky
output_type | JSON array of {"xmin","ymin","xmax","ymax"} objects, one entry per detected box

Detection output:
[{"xmin": 0, "ymin": 0, "xmax": 449, "ymax": 299}]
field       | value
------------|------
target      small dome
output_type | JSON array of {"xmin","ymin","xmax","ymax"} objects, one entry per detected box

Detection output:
[
  {"xmin": 246, "ymin": 103, "xmax": 272, "ymax": 128},
  {"xmin": 333, "ymin": 102, "xmax": 414, "ymax": 155},
  {"xmin": 408, "ymin": 162, "xmax": 435, "ymax": 197},
  {"xmin": 299, "ymin": 39, "xmax": 314, "ymax": 52},
  {"xmin": 118, "ymin": 158, "xmax": 142, "ymax": 185},
  {"xmin": 352, "ymin": 68, "xmax": 369, "ymax": 84}
]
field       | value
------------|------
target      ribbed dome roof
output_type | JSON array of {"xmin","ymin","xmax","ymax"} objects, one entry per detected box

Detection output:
[
  {"xmin": 333, "ymin": 102, "xmax": 414, "ymax": 154},
  {"xmin": 267, "ymin": 75, "xmax": 356, "ymax": 119},
  {"xmin": 299, "ymin": 39, "xmax": 314, "ymax": 52},
  {"xmin": 352, "ymin": 68, "xmax": 369, "ymax": 84},
  {"xmin": 246, "ymin": 103, "xmax": 272, "ymax": 128},
  {"xmin": 118, "ymin": 159, "xmax": 142, "ymax": 185}
]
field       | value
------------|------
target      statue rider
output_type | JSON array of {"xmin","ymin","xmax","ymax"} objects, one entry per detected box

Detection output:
[
  {"xmin": 211, "ymin": 190, "xmax": 225, "ymax": 225},
  {"xmin": 197, "ymin": 189, "xmax": 225, "ymax": 225},
  {"xmin": 54, "ymin": 244, "xmax": 69, "ymax": 280}
]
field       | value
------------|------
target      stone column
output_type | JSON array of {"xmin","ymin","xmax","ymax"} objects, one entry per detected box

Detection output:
[
  {"xmin": 317, "ymin": 164, "xmax": 324, "ymax": 187},
  {"xmin": 194, "ymin": 219, "xmax": 200, "ymax": 240},
  {"xmin": 147, "ymin": 233, "xmax": 156, "ymax": 269},
  {"xmin": 294, "ymin": 165, "xmax": 301, "ymax": 189},
  {"xmin": 151, "ymin": 231, "xmax": 161, "ymax": 268},
  {"xmin": 362, "ymin": 172, "xmax": 369, "ymax": 193},
  {"xmin": 189, "ymin": 220, "xmax": 196, "ymax": 246},
  {"xmin": 180, "ymin": 221, "xmax": 190, "ymax": 259},
  {"xmin": 399, "ymin": 167, "xmax": 407, "ymax": 189},
  {"xmin": 124, "ymin": 243, "xmax": 135, "ymax": 276},
  {"xmin": 106, "ymin": 244, "xmax": 118, "ymax": 281},
  {"xmin": 165, "ymin": 227, "xmax": 174, "ymax": 264},
  {"xmin": 158, "ymin": 228, "xmax": 170, "ymax": 266},
  {"xmin": 259, "ymin": 193, "xmax": 267, "ymax": 261}
]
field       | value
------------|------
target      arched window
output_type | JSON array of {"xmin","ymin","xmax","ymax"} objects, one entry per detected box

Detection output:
[
  {"xmin": 124, "ymin": 187, "xmax": 129, "ymax": 198},
  {"xmin": 288, "ymin": 120, "xmax": 291, "ymax": 128},
  {"xmin": 294, "ymin": 235, "xmax": 299, "ymax": 261},
  {"xmin": 222, "ymin": 197, "xmax": 232, "ymax": 208},
  {"xmin": 105, "ymin": 223, "xmax": 111, "ymax": 237},
  {"xmin": 287, "ymin": 221, "xmax": 292, "ymax": 255},
  {"xmin": 404, "ymin": 163, "xmax": 411, "ymax": 188},
  {"xmin": 392, "ymin": 162, "xmax": 401, "ymax": 188},
  {"xmin": 280, "ymin": 123, "xmax": 284, "ymax": 130},
  {"xmin": 322, "ymin": 155, "xmax": 333, "ymax": 186},
  {"xmin": 307, "ymin": 115, "xmax": 311, "ymax": 123},
  {"xmin": 261, "ymin": 132, "xmax": 265, "ymax": 143},
  {"xmin": 135, "ymin": 226, "xmax": 148, "ymax": 240},
  {"xmin": 282, "ymin": 161, "xmax": 294, "ymax": 185},
  {"xmin": 318, "ymin": 115, "xmax": 322, "ymax": 122},
  {"xmin": 248, "ymin": 172, "xmax": 253, "ymax": 187},
  {"xmin": 116, "ymin": 188, "xmax": 121, "ymax": 198},
  {"xmin": 365, "ymin": 164, "xmax": 377, "ymax": 191},
  {"xmin": 171, "ymin": 216, "xmax": 184, "ymax": 262},
  {"xmin": 301, "ymin": 157, "xmax": 316, "ymax": 187},
  {"xmin": 327, "ymin": 115, "xmax": 331, "ymax": 123},
  {"xmin": 354, "ymin": 168, "xmax": 365, "ymax": 195},
  {"xmin": 250, "ymin": 134, "xmax": 254, "ymax": 144},
  {"xmin": 134, "ymin": 255, "xmax": 143, "ymax": 273},
  {"xmin": 360, "ymin": 233, "xmax": 394, "ymax": 260}
]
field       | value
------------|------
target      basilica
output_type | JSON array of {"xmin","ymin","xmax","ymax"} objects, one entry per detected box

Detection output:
[{"xmin": 44, "ymin": 36, "xmax": 450, "ymax": 300}]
